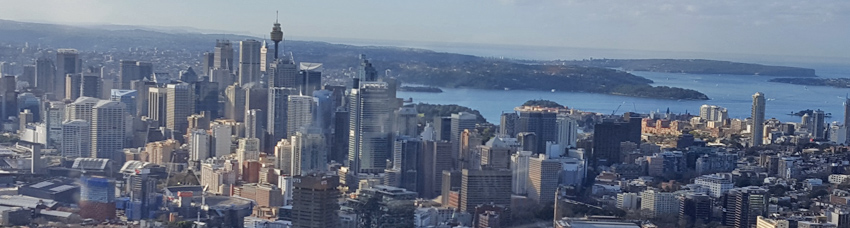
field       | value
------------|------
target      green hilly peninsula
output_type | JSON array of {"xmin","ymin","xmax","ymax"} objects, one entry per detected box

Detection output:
[
  {"xmin": 0, "ymin": 19, "xmax": 714, "ymax": 100},
  {"xmin": 769, "ymin": 78, "xmax": 850, "ymax": 88},
  {"xmin": 557, "ymin": 59, "xmax": 817, "ymax": 77},
  {"xmin": 288, "ymin": 43, "xmax": 709, "ymax": 100}
]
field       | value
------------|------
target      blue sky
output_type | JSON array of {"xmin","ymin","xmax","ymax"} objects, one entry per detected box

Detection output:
[{"xmin": 2, "ymin": 0, "xmax": 849, "ymax": 59}]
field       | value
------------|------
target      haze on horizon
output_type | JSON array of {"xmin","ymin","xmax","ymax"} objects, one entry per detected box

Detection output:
[{"xmin": 1, "ymin": 0, "xmax": 849, "ymax": 61}]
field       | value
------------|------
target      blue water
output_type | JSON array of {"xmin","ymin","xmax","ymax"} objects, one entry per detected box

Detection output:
[
  {"xmin": 397, "ymin": 64, "xmax": 850, "ymax": 124},
  {"xmin": 380, "ymin": 41, "xmax": 850, "ymax": 124}
]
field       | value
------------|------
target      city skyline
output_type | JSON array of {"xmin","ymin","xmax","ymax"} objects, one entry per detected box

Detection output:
[{"xmin": 0, "ymin": 1, "xmax": 849, "ymax": 61}]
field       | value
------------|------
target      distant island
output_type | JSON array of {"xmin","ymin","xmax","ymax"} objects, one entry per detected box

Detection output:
[
  {"xmin": 558, "ymin": 59, "xmax": 817, "ymax": 77},
  {"xmin": 769, "ymin": 77, "xmax": 850, "ymax": 88},
  {"xmin": 398, "ymin": 86, "xmax": 443, "ymax": 93}
]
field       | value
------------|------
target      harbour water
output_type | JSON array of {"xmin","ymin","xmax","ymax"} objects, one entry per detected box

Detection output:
[{"xmin": 397, "ymin": 64, "xmax": 850, "ymax": 124}]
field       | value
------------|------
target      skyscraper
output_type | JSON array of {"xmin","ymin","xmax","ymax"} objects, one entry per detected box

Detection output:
[
  {"xmin": 557, "ymin": 114, "xmax": 578, "ymax": 150},
  {"xmin": 451, "ymin": 112, "xmax": 478, "ymax": 161},
  {"xmin": 516, "ymin": 107, "xmax": 557, "ymax": 153},
  {"xmin": 62, "ymin": 119, "xmax": 90, "ymax": 158},
  {"xmin": 202, "ymin": 52, "xmax": 215, "ymax": 76},
  {"xmin": 592, "ymin": 115, "xmax": 641, "ymax": 165},
  {"xmin": 35, "ymin": 58, "xmax": 55, "ymax": 92},
  {"xmin": 91, "ymin": 100, "xmax": 125, "ymax": 163},
  {"xmin": 751, "ymin": 92, "xmax": 765, "ymax": 147},
  {"xmin": 119, "ymin": 60, "xmax": 139, "ymax": 90},
  {"xmin": 500, "ymin": 112, "xmax": 519, "ymax": 137},
  {"xmin": 813, "ymin": 109, "xmax": 826, "ymax": 140},
  {"xmin": 724, "ymin": 187, "xmax": 767, "ymax": 228},
  {"xmin": 238, "ymin": 39, "xmax": 262, "ymax": 86},
  {"xmin": 291, "ymin": 126, "xmax": 327, "ymax": 176},
  {"xmin": 260, "ymin": 41, "xmax": 273, "ymax": 73},
  {"xmin": 527, "ymin": 154, "xmax": 561, "ymax": 204},
  {"xmin": 460, "ymin": 168, "xmax": 512, "ymax": 213},
  {"xmin": 245, "ymin": 109, "xmax": 264, "ymax": 142},
  {"xmin": 110, "ymin": 89, "xmax": 137, "ymax": 116},
  {"xmin": 192, "ymin": 80, "xmax": 220, "ymax": 119},
  {"xmin": 211, "ymin": 124, "xmax": 232, "ymax": 158},
  {"xmin": 189, "ymin": 129, "xmax": 211, "ymax": 161},
  {"xmin": 348, "ymin": 82, "xmax": 392, "ymax": 174},
  {"xmin": 358, "ymin": 55, "xmax": 378, "ymax": 81},
  {"xmin": 395, "ymin": 106, "xmax": 419, "ymax": 137},
  {"xmin": 166, "ymin": 83, "xmax": 194, "ymax": 135},
  {"xmin": 267, "ymin": 87, "xmax": 298, "ymax": 144},
  {"xmin": 268, "ymin": 59, "xmax": 298, "ymax": 88},
  {"xmin": 421, "ymin": 140, "xmax": 454, "ymax": 198},
  {"xmin": 275, "ymin": 139, "xmax": 293, "ymax": 176},
  {"xmin": 147, "ymin": 87, "xmax": 167, "ymax": 127},
  {"xmin": 224, "ymin": 83, "xmax": 246, "ymax": 122},
  {"xmin": 66, "ymin": 96, "xmax": 100, "ymax": 123},
  {"xmin": 299, "ymin": 62, "xmax": 323, "ymax": 96},
  {"xmin": 287, "ymin": 95, "xmax": 314, "ymax": 137},
  {"xmin": 845, "ymin": 97, "xmax": 850, "ymax": 144},
  {"xmin": 237, "ymin": 138, "xmax": 261, "ymax": 171},
  {"xmin": 65, "ymin": 73, "xmax": 81, "ymax": 100},
  {"xmin": 214, "ymin": 40, "xmax": 234, "ymax": 72},
  {"xmin": 179, "ymin": 67, "xmax": 198, "ymax": 83},
  {"xmin": 56, "ymin": 49, "xmax": 81, "ymax": 98},
  {"xmin": 80, "ymin": 73, "xmax": 101, "ymax": 98},
  {"xmin": 291, "ymin": 174, "xmax": 340, "ymax": 228}
]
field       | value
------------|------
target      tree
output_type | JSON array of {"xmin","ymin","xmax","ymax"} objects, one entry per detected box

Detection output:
[
  {"xmin": 735, "ymin": 178, "xmax": 752, "ymax": 187},
  {"xmin": 522, "ymin": 99, "xmax": 563, "ymax": 108},
  {"xmin": 808, "ymin": 189, "xmax": 829, "ymax": 199}
]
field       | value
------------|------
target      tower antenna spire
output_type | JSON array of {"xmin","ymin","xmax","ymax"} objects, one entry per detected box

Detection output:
[{"xmin": 276, "ymin": 10, "xmax": 279, "ymax": 23}]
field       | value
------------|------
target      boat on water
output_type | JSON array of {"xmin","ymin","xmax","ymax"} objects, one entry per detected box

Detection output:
[{"xmin": 551, "ymin": 89, "xmax": 556, "ymax": 92}]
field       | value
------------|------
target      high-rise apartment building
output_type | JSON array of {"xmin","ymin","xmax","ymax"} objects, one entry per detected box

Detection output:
[
  {"xmin": 348, "ymin": 82, "xmax": 392, "ymax": 174},
  {"xmin": 91, "ymin": 101, "xmax": 125, "ymax": 163},
  {"xmin": 752, "ymin": 92, "xmax": 766, "ymax": 147},
  {"xmin": 640, "ymin": 189, "xmax": 679, "ymax": 218},
  {"xmin": 61, "ymin": 120, "xmax": 90, "ymax": 158}
]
